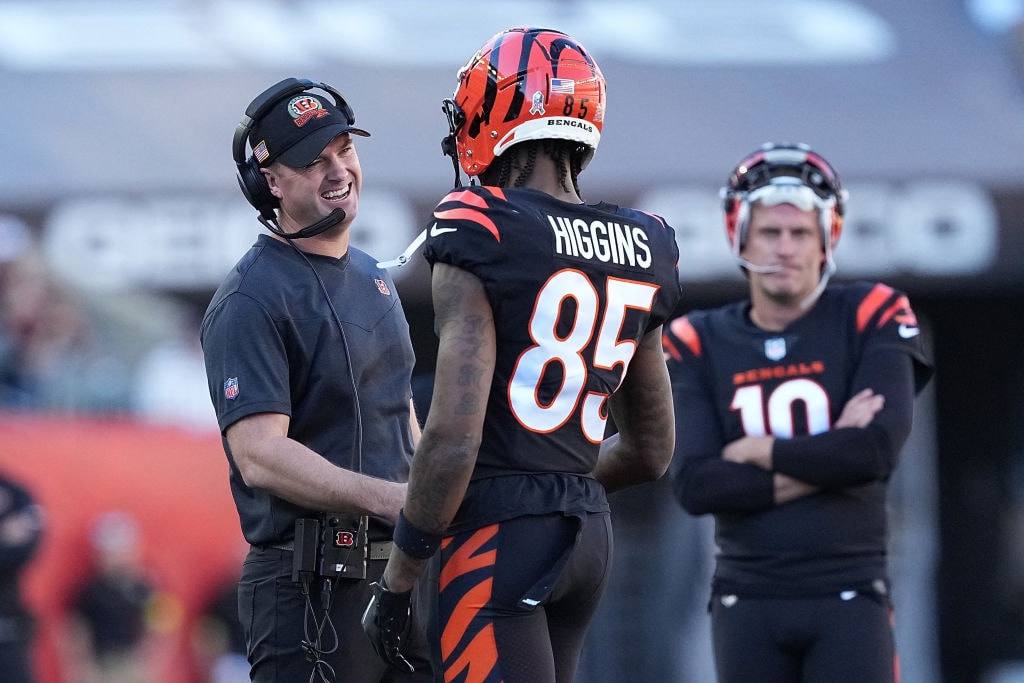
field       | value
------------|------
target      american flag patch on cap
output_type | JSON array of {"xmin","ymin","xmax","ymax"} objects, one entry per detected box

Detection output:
[{"xmin": 253, "ymin": 141, "xmax": 269, "ymax": 164}]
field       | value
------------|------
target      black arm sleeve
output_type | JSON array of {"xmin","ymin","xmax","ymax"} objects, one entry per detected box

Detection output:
[
  {"xmin": 669, "ymin": 372, "xmax": 777, "ymax": 516},
  {"xmin": 771, "ymin": 348, "xmax": 917, "ymax": 488},
  {"xmin": 673, "ymin": 457, "xmax": 776, "ymax": 516}
]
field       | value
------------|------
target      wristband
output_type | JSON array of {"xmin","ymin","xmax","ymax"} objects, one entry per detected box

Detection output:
[{"xmin": 393, "ymin": 509, "xmax": 442, "ymax": 559}]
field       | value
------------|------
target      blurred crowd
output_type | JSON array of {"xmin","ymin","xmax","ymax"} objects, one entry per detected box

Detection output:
[
  {"xmin": 0, "ymin": 213, "xmax": 241, "ymax": 682},
  {"xmin": 0, "ymin": 468, "xmax": 248, "ymax": 683},
  {"xmin": 0, "ymin": 214, "xmax": 216, "ymax": 432}
]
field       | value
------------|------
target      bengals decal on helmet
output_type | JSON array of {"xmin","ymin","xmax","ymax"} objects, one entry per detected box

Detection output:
[{"xmin": 442, "ymin": 26, "xmax": 607, "ymax": 177}]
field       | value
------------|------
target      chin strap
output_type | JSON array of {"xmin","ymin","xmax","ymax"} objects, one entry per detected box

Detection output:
[
  {"xmin": 380, "ymin": 98, "xmax": 467, "ymax": 271},
  {"xmin": 440, "ymin": 98, "xmax": 465, "ymax": 190},
  {"xmin": 799, "ymin": 257, "xmax": 836, "ymax": 310},
  {"xmin": 376, "ymin": 228, "xmax": 428, "ymax": 270}
]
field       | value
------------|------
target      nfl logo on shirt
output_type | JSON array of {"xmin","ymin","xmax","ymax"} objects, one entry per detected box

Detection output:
[
  {"xmin": 224, "ymin": 377, "xmax": 239, "ymax": 400},
  {"xmin": 764, "ymin": 338, "xmax": 787, "ymax": 361}
]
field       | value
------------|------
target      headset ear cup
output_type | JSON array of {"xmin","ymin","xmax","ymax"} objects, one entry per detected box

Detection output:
[{"xmin": 237, "ymin": 157, "xmax": 278, "ymax": 217}]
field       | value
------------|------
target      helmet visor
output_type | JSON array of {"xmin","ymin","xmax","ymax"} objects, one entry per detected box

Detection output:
[{"xmin": 746, "ymin": 178, "xmax": 834, "ymax": 214}]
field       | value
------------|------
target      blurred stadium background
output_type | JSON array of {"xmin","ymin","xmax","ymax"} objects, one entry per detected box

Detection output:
[{"xmin": 1, "ymin": 1, "xmax": 1023, "ymax": 681}]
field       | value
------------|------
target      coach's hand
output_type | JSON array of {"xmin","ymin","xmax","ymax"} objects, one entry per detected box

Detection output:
[{"xmin": 362, "ymin": 579, "xmax": 415, "ymax": 673}]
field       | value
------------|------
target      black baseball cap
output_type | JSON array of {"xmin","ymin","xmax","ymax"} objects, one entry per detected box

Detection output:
[{"xmin": 249, "ymin": 90, "xmax": 370, "ymax": 168}]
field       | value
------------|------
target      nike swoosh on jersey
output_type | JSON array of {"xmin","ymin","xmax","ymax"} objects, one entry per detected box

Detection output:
[
  {"xmin": 429, "ymin": 222, "xmax": 457, "ymax": 237},
  {"xmin": 898, "ymin": 324, "xmax": 920, "ymax": 339}
]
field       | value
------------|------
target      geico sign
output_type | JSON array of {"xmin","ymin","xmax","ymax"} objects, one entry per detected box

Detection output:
[
  {"xmin": 41, "ymin": 181, "xmax": 998, "ymax": 291},
  {"xmin": 638, "ymin": 180, "xmax": 998, "ymax": 280},
  {"xmin": 41, "ymin": 191, "xmax": 419, "ymax": 290}
]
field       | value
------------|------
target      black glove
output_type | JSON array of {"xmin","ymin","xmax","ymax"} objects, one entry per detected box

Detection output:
[{"xmin": 361, "ymin": 579, "xmax": 415, "ymax": 673}]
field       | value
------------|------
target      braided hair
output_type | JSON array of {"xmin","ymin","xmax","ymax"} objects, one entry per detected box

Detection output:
[{"xmin": 480, "ymin": 139, "xmax": 586, "ymax": 196}]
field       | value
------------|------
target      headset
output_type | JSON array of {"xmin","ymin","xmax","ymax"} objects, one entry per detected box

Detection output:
[{"xmin": 232, "ymin": 77, "xmax": 357, "ymax": 238}]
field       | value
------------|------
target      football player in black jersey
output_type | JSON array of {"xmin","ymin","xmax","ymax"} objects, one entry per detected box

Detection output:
[
  {"xmin": 663, "ymin": 143, "xmax": 933, "ymax": 683},
  {"xmin": 362, "ymin": 27, "xmax": 683, "ymax": 682}
]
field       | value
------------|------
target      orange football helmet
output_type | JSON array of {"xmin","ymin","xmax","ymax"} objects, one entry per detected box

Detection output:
[{"xmin": 441, "ymin": 26, "xmax": 607, "ymax": 179}]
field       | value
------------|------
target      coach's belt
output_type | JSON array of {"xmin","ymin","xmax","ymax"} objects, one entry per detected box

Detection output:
[
  {"xmin": 368, "ymin": 540, "xmax": 394, "ymax": 561},
  {"xmin": 266, "ymin": 539, "xmax": 394, "ymax": 560}
]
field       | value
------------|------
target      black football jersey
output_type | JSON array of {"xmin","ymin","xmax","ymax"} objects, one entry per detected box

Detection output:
[
  {"xmin": 424, "ymin": 185, "xmax": 682, "ymax": 480},
  {"xmin": 663, "ymin": 281, "xmax": 932, "ymax": 595}
]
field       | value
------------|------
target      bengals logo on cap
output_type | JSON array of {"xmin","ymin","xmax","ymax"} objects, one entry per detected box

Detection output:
[{"xmin": 288, "ymin": 95, "xmax": 330, "ymax": 128}]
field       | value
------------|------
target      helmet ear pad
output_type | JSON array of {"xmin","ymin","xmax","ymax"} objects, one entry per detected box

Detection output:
[
  {"xmin": 829, "ymin": 212, "xmax": 843, "ymax": 250},
  {"xmin": 722, "ymin": 194, "xmax": 741, "ymax": 252}
]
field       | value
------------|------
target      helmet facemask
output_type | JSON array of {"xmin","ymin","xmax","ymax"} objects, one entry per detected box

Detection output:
[{"xmin": 731, "ymin": 179, "xmax": 842, "ymax": 274}]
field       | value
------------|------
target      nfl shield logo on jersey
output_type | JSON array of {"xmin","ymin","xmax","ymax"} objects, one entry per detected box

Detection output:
[
  {"xmin": 224, "ymin": 377, "xmax": 239, "ymax": 400},
  {"xmin": 764, "ymin": 338, "xmax": 787, "ymax": 361}
]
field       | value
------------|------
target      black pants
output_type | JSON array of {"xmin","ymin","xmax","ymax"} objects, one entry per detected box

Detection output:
[
  {"xmin": 0, "ymin": 640, "xmax": 35, "ymax": 683},
  {"xmin": 238, "ymin": 546, "xmax": 433, "ymax": 683},
  {"xmin": 710, "ymin": 592, "xmax": 897, "ymax": 683}
]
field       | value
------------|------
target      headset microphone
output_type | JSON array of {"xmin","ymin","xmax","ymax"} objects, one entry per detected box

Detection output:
[
  {"xmin": 258, "ymin": 208, "xmax": 347, "ymax": 241},
  {"xmin": 737, "ymin": 258, "xmax": 783, "ymax": 274}
]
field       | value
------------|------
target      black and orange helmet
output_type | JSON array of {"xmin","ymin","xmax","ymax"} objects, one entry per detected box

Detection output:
[
  {"xmin": 720, "ymin": 142, "xmax": 848, "ymax": 273},
  {"xmin": 442, "ymin": 26, "xmax": 606, "ymax": 178}
]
